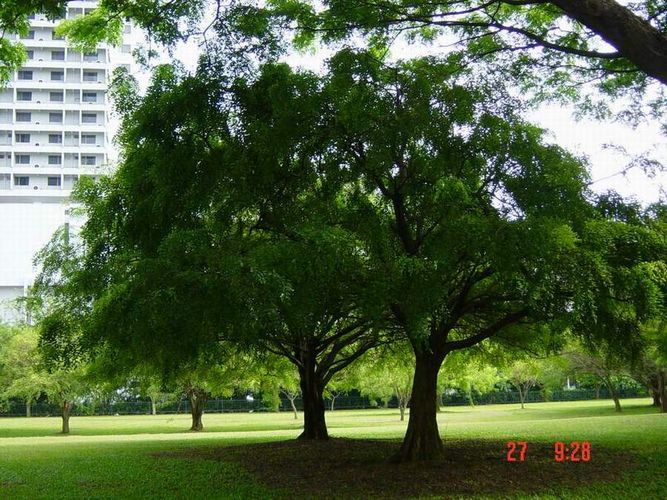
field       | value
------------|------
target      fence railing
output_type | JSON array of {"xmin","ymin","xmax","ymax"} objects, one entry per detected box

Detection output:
[{"xmin": 0, "ymin": 387, "xmax": 648, "ymax": 418}]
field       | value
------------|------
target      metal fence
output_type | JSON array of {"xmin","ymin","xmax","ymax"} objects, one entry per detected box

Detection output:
[{"xmin": 0, "ymin": 386, "xmax": 649, "ymax": 418}]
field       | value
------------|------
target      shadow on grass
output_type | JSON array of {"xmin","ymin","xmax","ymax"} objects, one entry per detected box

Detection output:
[{"xmin": 155, "ymin": 437, "xmax": 635, "ymax": 499}]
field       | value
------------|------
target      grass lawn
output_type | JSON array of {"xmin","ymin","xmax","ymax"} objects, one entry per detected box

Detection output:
[{"xmin": 0, "ymin": 398, "xmax": 664, "ymax": 499}]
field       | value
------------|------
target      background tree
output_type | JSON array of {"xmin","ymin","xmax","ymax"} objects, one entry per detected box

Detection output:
[
  {"xmin": 352, "ymin": 345, "xmax": 415, "ymax": 421},
  {"xmin": 506, "ymin": 359, "xmax": 541, "ymax": 409},
  {"xmin": 642, "ymin": 319, "xmax": 667, "ymax": 412},
  {"xmin": 440, "ymin": 352, "xmax": 501, "ymax": 407},
  {"xmin": 0, "ymin": 327, "xmax": 50, "ymax": 417},
  {"xmin": 566, "ymin": 344, "xmax": 629, "ymax": 412},
  {"xmin": 43, "ymin": 365, "xmax": 89, "ymax": 434}
]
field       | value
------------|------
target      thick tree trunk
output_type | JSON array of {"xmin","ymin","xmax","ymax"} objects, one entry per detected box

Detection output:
[
  {"xmin": 551, "ymin": 0, "xmax": 667, "ymax": 85},
  {"xmin": 186, "ymin": 387, "xmax": 209, "ymax": 431},
  {"xmin": 392, "ymin": 351, "xmax": 444, "ymax": 462},
  {"xmin": 26, "ymin": 399, "xmax": 31, "ymax": 418},
  {"xmin": 659, "ymin": 370, "xmax": 667, "ymax": 414},
  {"xmin": 297, "ymin": 356, "xmax": 328, "ymax": 440},
  {"xmin": 61, "ymin": 401, "xmax": 72, "ymax": 434},
  {"xmin": 650, "ymin": 388, "xmax": 661, "ymax": 407}
]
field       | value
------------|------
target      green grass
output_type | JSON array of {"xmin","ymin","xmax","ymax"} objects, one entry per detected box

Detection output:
[{"xmin": 0, "ymin": 398, "xmax": 664, "ymax": 499}]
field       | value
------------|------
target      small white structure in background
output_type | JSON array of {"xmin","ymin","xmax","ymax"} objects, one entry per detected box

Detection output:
[{"xmin": 0, "ymin": 1, "xmax": 132, "ymax": 322}]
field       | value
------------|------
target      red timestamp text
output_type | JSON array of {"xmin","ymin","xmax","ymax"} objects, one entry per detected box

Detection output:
[
  {"xmin": 554, "ymin": 441, "xmax": 591, "ymax": 462},
  {"xmin": 505, "ymin": 441, "xmax": 592, "ymax": 462},
  {"xmin": 506, "ymin": 441, "xmax": 528, "ymax": 462}
]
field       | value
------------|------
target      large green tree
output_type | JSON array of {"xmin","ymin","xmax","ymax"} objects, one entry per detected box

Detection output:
[
  {"xmin": 313, "ymin": 49, "xmax": 665, "ymax": 461},
  {"xmin": 33, "ymin": 62, "xmax": 386, "ymax": 441}
]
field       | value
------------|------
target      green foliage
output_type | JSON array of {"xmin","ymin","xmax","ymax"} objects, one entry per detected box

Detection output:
[
  {"xmin": 0, "ymin": 326, "xmax": 50, "ymax": 410},
  {"xmin": 261, "ymin": 0, "xmax": 667, "ymax": 116},
  {"xmin": 440, "ymin": 351, "xmax": 501, "ymax": 406}
]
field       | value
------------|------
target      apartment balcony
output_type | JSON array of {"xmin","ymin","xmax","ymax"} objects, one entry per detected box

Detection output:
[
  {"xmin": 11, "ymin": 165, "xmax": 67, "ymax": 176},
  {"xmin": 7, "ymin": 81, "xmax": 92, "ymax": 91},
  {"xmin": 10, "ymin": 123, "xmax": 100, "ymax": 132},
  {"xmin": 0, "ymin": 189, "xmax": 73, "ymax": 201},
  {"xmin": 22, "ymin": 40, "xmax": 67, "ymax": 49},
  {"xmin": 23, "ymin": 60, "xmax": 68, "ymax": 69}
]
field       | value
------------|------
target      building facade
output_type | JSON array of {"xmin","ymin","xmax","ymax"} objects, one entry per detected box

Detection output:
[{"xmin": 0, "ymin": 1, "xmax": 132, "ymax": 322}]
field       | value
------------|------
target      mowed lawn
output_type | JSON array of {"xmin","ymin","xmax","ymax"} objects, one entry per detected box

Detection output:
[{"xmin": 0, "ymin": 398, "xmax": 664, "ymax": 499}]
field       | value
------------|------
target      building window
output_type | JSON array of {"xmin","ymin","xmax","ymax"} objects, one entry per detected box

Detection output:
[
  {"xmin": 48, "ymin": 176, "xmax": 61, "ymax": 187},
  {"xmin": 81, "ymin": 155, "xmax": 97, "ymax": 165},
  {"xmin": 52, "ymin": 30, "xmax": 64, "ymax": 41},
  {"xmin": 50, "ymin": 71, "xmax": 64, "ymax": 82},
  {"xmin": 48, "ymin": 155, "xmax": 62, "ymax": 165},
  {"xmin": 121, "ymin": 44, "xmax": 131, "ymax": 54},
  {"xmin": 83, "ymin": 71, "xmax": 97, "ymax": 82},
  {"xmin": 50, "ymin": 91, "xmax": 64, "ymax": 102},
  {"xmin": 51, "ymin": 50, "xmax": 65, "ymax": 61},
  {"xmin": 16, "ymin": 91, "xmax": 32, "ymax": 101},
  {"xmin": 49, "ymin": 112, "xmax": 63, "ymax": 123},
  {"xmin": 82, "ymin": 92, "xmax": 97, "ymax": 103},
  {"xmin": 81, "ymin": 113, "xmax": 96, "ymax": 124},
  {"xmin": 81, "ymin": 134, "xmax": 96, "ymax": 144},
  {"xmin": 14, "ymin": 176, "xmax": 29, "ymax": 186},
  {"xmin": 16, "ymin": 112, "xmax": 31, "ymax": 122},
  {"xmin": 26, "ymin": 50, "xmax": 34, "ymax": 60},
  {"xmin": 15, "ymin": 133, "xmax": 30, "ymax": 143},
  {"xmin": 49, "ymin": 134, "xmax": 62, "ymax": 144},
  {"xmin": 17, "ymin": 71, "xmax": 33, "ymax": 80},
  {"xmin": 15, "ymin": 155, "xmax": 30, "ymax": 165},
  {"xmin": 23, "ymin": 31, "xmax": 35, "ymax": 40}
]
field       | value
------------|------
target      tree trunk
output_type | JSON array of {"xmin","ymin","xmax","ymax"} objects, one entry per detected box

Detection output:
[
  {"xmin": 552, "ymin": 0, "xmax": 667, "ymax": 85},
  {"xmin": 330, "ymin": 394, "xmax": 338, "ymax": 412},
  {"xmin": 399, "ymin": 402, "xmax": 406, "ymax": 421},
  {"xmin": 297, "ymin": 354, "xmax": 328, "ymax": 440},
  {"xmin": 289, "ymin": 397, "xmax": 298, "ymax": 420},
  {"xmin": 518, "ymin": 386, "xmax": 525, "ymax": 410},
  {"xmin": 391, "ymin": 350, "xmax": 444, "ymax": 462},
  {"xmin": 186, "ymin": 387, "xmax": 208, "ymax": 431},
  {"xmin": 595, "ymin": 383, "xmax": 601, "ymax": 399},
  {"xmin": 150, "ymin": 396, "xmax": 157, "ymax": 415},
  {"xmin": 466, "ymin": 386, "xmax": 475, "ymax": 407},
  {"xmin": 647, "ymin": 373, "xmax": 661, "ymax": 407},
  {"xmin": 61, "ymin": 400, "xmax": 72, "ymax": 434},
  {"xmin": 26, "ymin": 399, "xmax": 31, "ymax": 418},
  {"xmin": 603, "ymin": 378, "xmax": 621, "ymax": 412},
  {"xmin": 659, "ymin": 370, "xmax": 667, "ymax": 414},
  {"xmin": 650, "ymin": 388, "xmax": 661, "ymax": 407}
]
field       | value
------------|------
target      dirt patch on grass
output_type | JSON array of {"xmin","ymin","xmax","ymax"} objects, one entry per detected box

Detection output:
[{"xmin": 155, "ymin": 438, "xmax": 635, "ymax": 499}]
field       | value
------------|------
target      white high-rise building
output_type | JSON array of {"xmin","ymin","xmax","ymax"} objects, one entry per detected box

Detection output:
[{"xmin": 0, "ymin": 1, "xmax": 132, "ymax": 322}]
